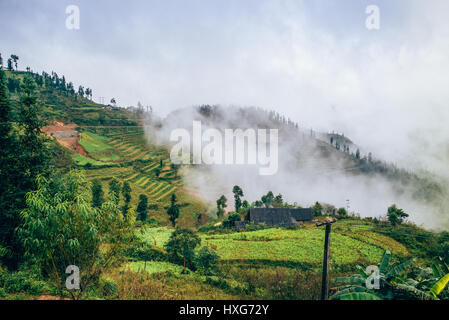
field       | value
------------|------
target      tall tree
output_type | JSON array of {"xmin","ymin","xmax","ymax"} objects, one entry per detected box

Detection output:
[
  {"xmin": 216, "ymin": 195, "xmax": 227, "ymax": 218},
  {"xmin": 154, "ymin": 167, "xmax": 161, "ymax": 179},
  {"xmin": 0, "ymin": 67, "xmax": 16, "ymax": 265},
  {"xmin": 10, "ymin": 54, "xmax": 19, "ymax": 70},
  {"xmin": 91, "ymin": 179, "xmax": 104, "ymax": 208},
  {"xmin": 0, "ymin": 73, "xmax": 50, "ymax": 268},
  {"xmin": 7, "ymin": 58, "xmax": 13, "ymax": 71},
  {"xmin": 232, "ymin": 185, "xmax": 243, "ymax": 212},
  {"xmin": 17, "ymin": 76, "xmax": 51, "ymax": 183},
  {"xmin": 136, "ymin": 194, "xmax": 148, "ymax": 222},
  {"xmin": 261, "ymin": 191, "xmax": 275, "ymax": 208},
  {"xmin": 312, "ymin": 201, "xmax": 323, "ymax": 217},
  {"xmin": 78, "ymin": 85, "xmax": 84, "ymax": 97},
  {"xmin": 387, "ymin": 205, "xmax": 409, "ymax": 226},
  {"xmin": 0, "ymin": 53, "xmax": 3, "ymax": 68},
  {"xmin": 167, "ymin": 193, "xmax": 180, "ymax": 227}
]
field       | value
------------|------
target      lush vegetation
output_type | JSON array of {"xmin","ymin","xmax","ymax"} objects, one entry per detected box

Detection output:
[{"xmin": 0, "ymin": 63, "xmax": 448, "ymax": 300}]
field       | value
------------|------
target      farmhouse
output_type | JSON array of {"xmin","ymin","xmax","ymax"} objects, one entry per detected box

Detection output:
[{"xmin": 237, "ymin": 208, "xmax": 314, "ymax": 229}]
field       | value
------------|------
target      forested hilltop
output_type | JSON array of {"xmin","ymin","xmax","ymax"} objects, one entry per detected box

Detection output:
[{"xmin": 0, "ymin": 56, "xmax": 448, "ymax": 300}]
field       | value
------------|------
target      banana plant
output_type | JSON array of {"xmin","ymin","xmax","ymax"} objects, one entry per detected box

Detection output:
[
  {"xmin": 398, "ymin": 257, "xmax": 449, "ymax": 299},
  {"xmin": 331, "ymin": 250, "xmax": 415, "ymax": 300},
  {"xmin": 395, "ymin": 269, "xmax": 449, "ymax": 300}
]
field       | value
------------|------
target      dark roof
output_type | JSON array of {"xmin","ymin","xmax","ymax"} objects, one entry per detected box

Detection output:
[{"xmin": 249, "ymin": 208, "xmax": 313, "ymax": 226}]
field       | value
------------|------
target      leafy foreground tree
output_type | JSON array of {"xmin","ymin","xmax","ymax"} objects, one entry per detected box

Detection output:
[
  {"xmin": 331, "ymin": 250, "xmax": 449, "ymax": 300},
  {"xmin": 165, "ymin": 228, "xmax": 201, "ymax": 273},
  {"xmin": 18, "ymin": 170, "xmax": 136, "ymax": 299}
]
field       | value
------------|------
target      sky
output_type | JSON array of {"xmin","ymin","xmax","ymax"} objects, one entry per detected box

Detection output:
[{"xmin": 1, "ymin": 0, "xmax": 449, "ymax": 174}]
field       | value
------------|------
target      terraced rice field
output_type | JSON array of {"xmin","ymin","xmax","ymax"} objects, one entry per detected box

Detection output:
[{"xmin": 78, "ymin": 127, "xmax": 181, "ymax": 202}]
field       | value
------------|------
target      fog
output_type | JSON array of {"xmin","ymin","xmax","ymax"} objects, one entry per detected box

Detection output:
[
  {"xmin": 1, "ymin": 0, "xmax": 448, "ymax": 228},
  {"xmin": 145, "ymin": 106, "xmax": 449, "ymax": 231}
]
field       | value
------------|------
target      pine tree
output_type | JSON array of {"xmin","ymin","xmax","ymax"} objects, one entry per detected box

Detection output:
[
  {"xmin": 0, "ymin": 73, "xmax": 50, "ymax": 268},
  {"xmin": 17, "ymin": 76, "xmax": 51, "ymax": 186},
  {"xmin": 167, "ymin": 193, "xmax": 180, "ymax": 227},
  {"xmin": 136, "ymin": 194, "xmax": 148, "ymax": 222},
  {"xmin": 121, "ymin": 181, "xmax": 132, "ymax": 215}
]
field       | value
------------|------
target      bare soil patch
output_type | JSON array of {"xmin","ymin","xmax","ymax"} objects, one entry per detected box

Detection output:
[{"xmin": 43, "ymin": 121, "xmax": 91, "ymax": 158}]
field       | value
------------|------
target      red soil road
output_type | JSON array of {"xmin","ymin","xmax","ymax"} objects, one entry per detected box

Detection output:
[{"xmin": 42, "ymin": 122, "xmax": 91, "ymax": 158}]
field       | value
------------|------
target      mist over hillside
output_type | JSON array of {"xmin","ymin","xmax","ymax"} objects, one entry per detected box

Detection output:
[{"xmin": 144, "ymin": 105, "xmax": 449, "ymax": 230}]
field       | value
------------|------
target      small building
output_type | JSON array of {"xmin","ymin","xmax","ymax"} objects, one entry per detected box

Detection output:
[{"xmin": 248, "ymin": 208, "xmax": 314, "ymax": 227}]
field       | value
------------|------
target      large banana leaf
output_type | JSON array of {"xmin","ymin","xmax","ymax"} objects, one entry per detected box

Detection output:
[
  {"xmin": 430, "ymin": 273, "xmax": 449, "ymax": 297},
  {"xmin": 379, "ymin": 250, "xmax": 391, "ymax": 274},
  {"xmin": 338, "ymin": 292, "xmax": 382, "ymax": 300},
  {"xmin": 330, "ymin": 286, "xmax": 367, "ymax": 300},
  {"xmin": 386, "ymin": 258, "xmax": 415, "ymax": 278}
]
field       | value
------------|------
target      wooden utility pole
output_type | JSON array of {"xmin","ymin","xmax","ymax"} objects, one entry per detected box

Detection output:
[{"xmin": 316, "ymin": 218, "xmax": 337, "ymax": 300}]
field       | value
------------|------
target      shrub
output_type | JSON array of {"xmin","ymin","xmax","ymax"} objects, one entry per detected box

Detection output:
[
  {"xmin": 222, "ymin": 213, "xmax": 241, "ymax": 229},
  {"xmin": 125, "ymin": 241, "xmax": 167, "ymax": 262},
  {"xmin": 195, "ymin": 246, "xmax": 219, "ymax": 276},
  {"xmin": 337, "ymin": 207, "xmax": 348, "ymax": 217},
  {"xmin": 147, "ymin": 217, "xmax": 161, "ymax": 227},
  {"xmin": 0, "ymin": 269, "xmax": 49, "ymax": 295},
  {"xmin": 99, "ymin": 278, "xmax": 118, "ymax": 298},
  {"xmin": 165, "ymin": 228, "xmax": 201, "ymax": 273}
]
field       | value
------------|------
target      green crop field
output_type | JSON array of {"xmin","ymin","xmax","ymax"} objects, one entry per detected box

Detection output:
[{"xmin": 137, "ymin": 224, "xmax": 409, "ymax": 268}]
